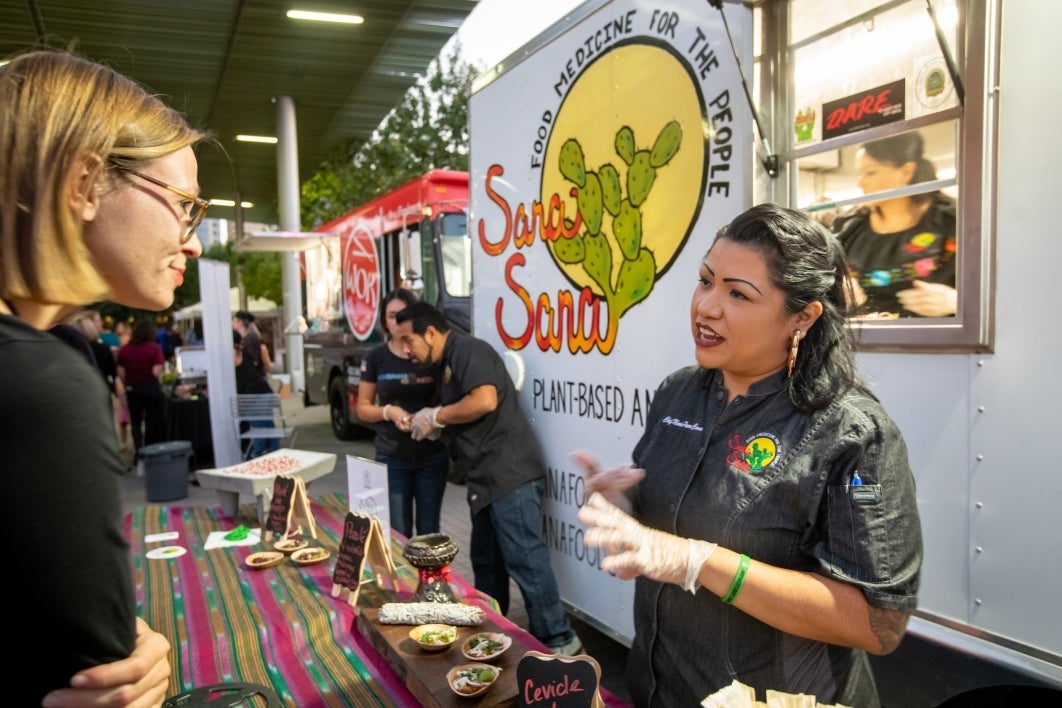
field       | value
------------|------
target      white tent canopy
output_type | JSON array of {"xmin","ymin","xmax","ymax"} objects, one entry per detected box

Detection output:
[{"xmin": 174, "ymin": 287, "xmax": 279, "ymax": 321}]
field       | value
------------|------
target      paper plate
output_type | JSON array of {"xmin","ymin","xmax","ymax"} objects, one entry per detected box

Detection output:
[
  {"xmin": 146, "ymin": 545, "xmax": 187, "ymax": 560},
  {"xmin": 291, "ymin": 547, "xmax": 330, "ymax": 566},
  {"xmin": 245, "ymin": 551, "xmax": 284, "ymax": 569},
  {"xmin": 409, "ymin": 624, "xmax": 458, "ymax": 652},
  {"xmin": 460, "ymin": 631, "xmax": 512, "ymax": 662},
  {"xmin": 447, "ymin": 663, "xmax": 501, "ymax": 698},
  {"xmin": 273, "ymin": 537, "xmax": 308, "ymax": 553}
]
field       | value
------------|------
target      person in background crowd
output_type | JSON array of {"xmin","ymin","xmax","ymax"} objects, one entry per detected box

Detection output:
[
  {"xmin": 573, "ymin": 204, "xmax": 922, "ymax": 707},
  {"xmin": 118, "ymin": 320, "xmax": 167, "ymax": 453},
  {"xmin": 833, "ymin": 131, "xmax": 957, "ymax": 317},
  {"xmin": 48, "ymin": 319, "xmax": 98, "ymax": 367},
  {"xmin": 1, "ymin": 49, "xmax": 207, "ymax": 704},
  {"xmin": 356, "ymin": 289, "xmax": 449, "ymax": 538},
  {"xmin": 232, "ymin": 309, "xmax": 271, "ymax": 375},
  {"xmin": 70, "ymin": 312, "xmax": 133, "ymax": 465},
  {"xmin": 111, "ymin": 319, "xmax": 135, "ymax": 453},
  {"xmin": 234, "ymin": 330, "xmax": 280, "ymax": 458},
  {"xmin": 114, "ymin": 319, "xmax": 131, "ymax": 351},
  {"xmin": 394, "ymin": 301, "xmax": 583, "ymax": 656},
  {"xmin": 184, "ymin": 320, "xmax": 202, "ymax": 345},
  {"xmin": 72, "ymin": 311, "xmax": 120, "ymax": 395},
  {"xmin": 98, "ymin": 312, "xmax": 120, "ymax": 349}
]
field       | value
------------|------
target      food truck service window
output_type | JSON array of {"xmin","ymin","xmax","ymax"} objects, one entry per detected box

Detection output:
[{"xmin": 754, "ymin": 0, "xmax": 997, "ymax": 352}]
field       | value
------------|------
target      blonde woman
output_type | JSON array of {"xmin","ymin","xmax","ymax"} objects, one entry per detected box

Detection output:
[{"xmin": 1, "ymin": 49, "xmax": 208, "ymax": 706}]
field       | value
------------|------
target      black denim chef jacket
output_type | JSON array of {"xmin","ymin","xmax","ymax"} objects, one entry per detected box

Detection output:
[{"xmin": 626, "ymin": 366, "xmax": 922, "ymax": 708}]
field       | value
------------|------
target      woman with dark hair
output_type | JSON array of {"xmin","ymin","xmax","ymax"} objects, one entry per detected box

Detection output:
[
  {"xmin": 833, "ymin": 130, "xmax": 957, "ymax": 317},
  {"xmin": 117, "ymin": 320, "xmax": 166, "ymax": 452},
  {"xmin": 232, "ymin": 310, "xmax": 271, "ymax": 375},
  {"xmin": 356, "ymin": 288, "xmax": 449, "ymax": 538},
  {"xmin": 574, "ymin": 204, "xmax": 923, "ymax": 707}
]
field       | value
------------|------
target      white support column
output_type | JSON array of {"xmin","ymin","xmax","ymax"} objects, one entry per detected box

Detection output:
[{"xmin": 275, "ymin": 95, "xmax": 306, "ymax": 395}]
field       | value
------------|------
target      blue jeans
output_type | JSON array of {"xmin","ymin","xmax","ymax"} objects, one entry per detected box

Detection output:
[
  {"xmin": 469, "ymin": 478, "xmax": 575, "ymax": 648},
  {"xmin": 378, "ymin": 451, "xmax": 449, "ymax": 538},
  {"xmin": 247, "ymin": 420, "xmax": 280, "ymax": 458}
]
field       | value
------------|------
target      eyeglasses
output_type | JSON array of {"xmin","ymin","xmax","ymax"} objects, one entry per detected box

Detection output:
[{"xmin": 114, "ymin": 165, "xmax": 209, "ymax": 243}]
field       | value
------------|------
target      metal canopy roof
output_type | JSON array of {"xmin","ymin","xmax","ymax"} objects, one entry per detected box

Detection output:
[{"xmin": 1, "ymin": 0, "xmax": 477, "ymax": 225}]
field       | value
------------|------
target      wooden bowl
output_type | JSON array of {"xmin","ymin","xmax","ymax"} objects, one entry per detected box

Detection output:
[
  {"xmin": 408, "ymin": 624, "xmax": 457, "ymax": 652},
  {"xmin": 447, "ymin": 663, "xmax": 501, "ymax": 698},
  {"xmin": 273, "ymin": 537, "xmax": 308, "ymax": 554},
  {"xmin": 244, "ymin": 551, "xmax": 284, "ymax": 569},
  {"xmin": 290, "ymin": 547, "xmax": 330, "ymax": 566},
  {"xmin": 460, "ymin": 631, "xmax": 512, "ymax": 662}
]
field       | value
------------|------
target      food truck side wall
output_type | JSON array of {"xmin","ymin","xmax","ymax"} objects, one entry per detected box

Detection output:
[
  {"xmin": 467, "ymin": 0, "xmax": 1061, "ymax": 704},
  {"xmin": 857, "ymin": 1, "xmax": 1062, "ymax": 700}
]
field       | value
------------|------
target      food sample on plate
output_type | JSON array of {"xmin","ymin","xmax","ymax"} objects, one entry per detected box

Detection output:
[
  {"xmin": 244, "ymin": 551, "xmax": 284, "ymax": 569},
  {"xmin": 273, "ymin": 537, "xmax": 308, "ymax": 553},
  {"xmin": 222, "ymin": 455, "xmax": 301, "ymax": 476},
  {"xmin": 447, "ymin": 663, "xmax": 501, "ymax": 697},
  {"xmin": 290, "ymin": 547, "xmax": 330, "ymax": 565},
  {"xmin": 409, "ymin": 624, "xmax": 458, "ymax": 652},
  {"xmin": 460, "ymin": 631, "xmax": 512, "ymax": 662}
]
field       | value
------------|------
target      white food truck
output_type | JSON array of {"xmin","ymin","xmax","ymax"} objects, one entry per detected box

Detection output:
[{"xmin": 465, "ymin": 0, "xmax": 1061, "ymax": 704}]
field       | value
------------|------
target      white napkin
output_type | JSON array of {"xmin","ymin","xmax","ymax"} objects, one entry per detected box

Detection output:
[{"xmin": 204, "ymin": 527, "xmax": 262, "ymax": 550}]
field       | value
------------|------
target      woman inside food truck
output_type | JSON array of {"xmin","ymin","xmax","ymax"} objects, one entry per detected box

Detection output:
[{"xmin": 832, "ymin": 130, "xmax": 957, "ymax": 318}]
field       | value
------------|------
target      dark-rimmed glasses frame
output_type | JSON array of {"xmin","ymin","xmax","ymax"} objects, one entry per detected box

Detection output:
[{"xmin": 113, "ymin": 165, "xmax": 209, "ymax": 243}]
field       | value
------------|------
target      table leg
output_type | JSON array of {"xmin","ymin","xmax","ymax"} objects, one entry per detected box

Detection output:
[
  {"xmin": 216, "ymin": 490, "xmax": 240, "ymax": 518},
  {"xmin": 257, "ymin": 489, "xmax": 272, "ymax": 527}
]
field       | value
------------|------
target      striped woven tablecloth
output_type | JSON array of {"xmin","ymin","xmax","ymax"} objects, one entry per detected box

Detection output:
[{"xmin": 125, "ymin": 492, "xmax": 630, "ymax": 707}]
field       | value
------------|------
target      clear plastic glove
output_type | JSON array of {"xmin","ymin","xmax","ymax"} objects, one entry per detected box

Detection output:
[
  {"xmin": 578, "ymin": 492, "xmax": 716, "ymax": 593},
  {"xmin": 896, "ymin": 280, "xmax": 957, "ymax": 317},
  {"xmin": 569, "ymin": 450, "xmax": 644, "ymax": 513},
  {"xmin": 410, "ymin": 406, "xmax": 443, "ymax": 441}
]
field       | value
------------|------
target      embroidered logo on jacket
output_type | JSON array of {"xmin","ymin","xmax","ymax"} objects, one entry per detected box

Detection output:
[
  {"xmin": 726, "ymin": 433, "xmax": 780, "ymax": 474},
  {"xmin": 661, "ymin": 415, "xmax": 704, "ymax": 432}
]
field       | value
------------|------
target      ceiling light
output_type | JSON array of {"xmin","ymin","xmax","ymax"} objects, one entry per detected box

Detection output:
[
  {"xmin": 286, "ymin": 10, "xmax": 364, "ymax": 25},
  {"xmin": 236, "ymin": 134, "xmax": 278, "ymax": 144},
  {"xmin": 210, "ymin": 199, "xmax": 254, "ymax": 208}
]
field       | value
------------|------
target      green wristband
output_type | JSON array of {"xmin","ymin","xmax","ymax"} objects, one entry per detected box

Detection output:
[{"xmin": 721, "ymin": 554, "xmax": 750, "ymax": 604}]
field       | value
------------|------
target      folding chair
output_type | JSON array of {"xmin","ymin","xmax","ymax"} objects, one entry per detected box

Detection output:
[{"xmin": 231, "ymin": 393, "xmax": 297, "ymax": 460}]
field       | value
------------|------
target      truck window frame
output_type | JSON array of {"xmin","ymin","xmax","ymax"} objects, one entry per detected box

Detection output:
[{"xmin": 755, "ymin": 0, "xmax": 998, "ymax": 352}]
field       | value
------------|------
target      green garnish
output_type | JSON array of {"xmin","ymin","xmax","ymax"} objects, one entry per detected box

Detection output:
[
  {"xmin": 458, "ymin": 667, "xmax": 496, "ymax": 683},
  {"xmin": 418, "ymin": 627, "xmax": 455, "ymax": 644},
  {"xmin": 467, "ymin": 634, "xmax": 503, "ymax": 655}
]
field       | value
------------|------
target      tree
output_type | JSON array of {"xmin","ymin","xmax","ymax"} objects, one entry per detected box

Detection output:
[{"xmin": 300, "ymin": 42, "xmax": 479, "ymax": 228}]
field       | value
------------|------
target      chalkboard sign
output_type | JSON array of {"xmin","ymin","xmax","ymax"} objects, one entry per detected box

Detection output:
[
  {"xmin": 332, "ymin": 512, "xmax": 373, "ymax": 605},
  {"xmin": 266, "ymin": 476, "xmax": 297, "ymax": 538},
  {"xmin": 517, "ymin": 651, "xmax": 602, "ymax": 708}
]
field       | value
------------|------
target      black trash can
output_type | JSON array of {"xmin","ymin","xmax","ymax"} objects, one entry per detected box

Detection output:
[{"xmin": 140, "ymin": 440, "xmax": 192, "ymax": 502}]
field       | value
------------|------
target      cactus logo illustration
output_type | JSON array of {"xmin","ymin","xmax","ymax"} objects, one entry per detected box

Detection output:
[
  {"xmin": 543, "ymin": 43, "xmax": 704, "ymax": 330},
  {"xmin": 794, "ymin": 108, "xmax": 816, "ymax": 143},
  {"xmin": 725, "ymin": 432, "xmax": 780, "ymax": 474}
]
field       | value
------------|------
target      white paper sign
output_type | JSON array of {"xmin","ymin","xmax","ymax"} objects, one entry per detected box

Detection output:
[{"xmin": 346, "ymin": 455, "xmax": 390, "ymax": 544}]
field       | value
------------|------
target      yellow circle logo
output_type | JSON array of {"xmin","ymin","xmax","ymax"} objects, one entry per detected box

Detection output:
[
  {"xmin": 744, "ymin": 436, "xmax": 777, "ymax": 472},
  {"xmin": 542, "ymin": 42, "xmax": 704, "ymax": 320}
]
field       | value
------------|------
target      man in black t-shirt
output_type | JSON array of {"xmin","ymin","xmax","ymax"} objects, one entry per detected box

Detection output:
[{"xmin": 394, "ymin": 302, "xmax": 582, "ymax": 656}]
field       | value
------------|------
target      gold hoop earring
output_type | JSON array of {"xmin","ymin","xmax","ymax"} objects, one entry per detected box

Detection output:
[{"xmin": 787, "ymin": 330, "xmax": 801, "ymax": 378}]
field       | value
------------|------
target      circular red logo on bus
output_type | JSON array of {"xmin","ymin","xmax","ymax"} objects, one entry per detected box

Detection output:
[{"xmin": 342, "ymin": 228, "xmax": 380, "ymax": 340}]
